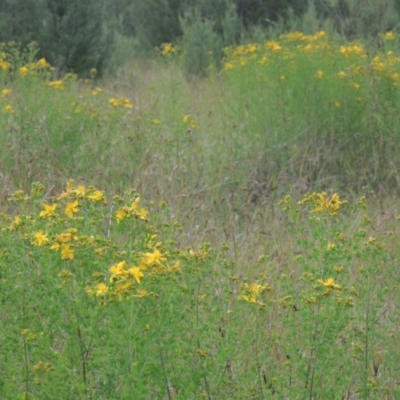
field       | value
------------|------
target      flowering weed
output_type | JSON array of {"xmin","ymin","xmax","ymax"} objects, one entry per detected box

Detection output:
[{"xmin": 1, "ymin": 35, "xmax": 400, "ymax": 398}]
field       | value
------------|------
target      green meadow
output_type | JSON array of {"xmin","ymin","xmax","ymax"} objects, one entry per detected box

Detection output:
[{"xmin": 1, "ymin": 33, "xmax": 400, "ymax": 398}]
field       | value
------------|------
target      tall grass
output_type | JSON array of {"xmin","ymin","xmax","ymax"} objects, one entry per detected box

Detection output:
[
  {"xmin": 1, "ymin": 34, "xmax": 400, "ymax": 398},
  {"xmin": 221, "ymin": 31, "xmax": 400, "ymax": 193}
]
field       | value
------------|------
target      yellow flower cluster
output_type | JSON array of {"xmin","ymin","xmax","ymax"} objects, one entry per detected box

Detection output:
[
  {"xmin": 21, "ymin": 328, "xmax": 37, "ymax": 341},
  {"xmin": 3, "ymin": 104, "xmax": 14, "ymax": 113},
  {"xmin": 1, "ymin": 88, "xmax": 11, "ymax": 97},
  {"xmin": 108, "ymin": 97, "xmax": 133, "ymax": 109},
  {"xmin": 318, "ymin": 277, "xmax": 342, "ymax": 296},
  {"xmin": 239, "ymin": 281, "xmax": 270, "ymax": 306},
  {"xmin": 33, "ymin": 361, "xmax": 54, "ymax": 373},
  {"xmin": 0, "ymin": 59, "xmax": 10, "ymax": 71},
  {"xmin": 182, "ymin": 113, "xmax": 197, "ymax": 130},
  {"xmin": 297, "ymin": 192, "xmax": 347, "ymax": 216},
  {"xmin": 115, "ymin": 196, "xmax": 148, "ymax": 223},
  {"xmin": 224, "ymin": 31, "xmax": 331, "ymax": 70},
  {"xmin": 160, "ymin": 42, "xmax": 178, "ymax": 56},
  {"xmin": 36, "ymin": 58, "xmax": 50, "ymax": 68},
  {"xmin": 283, "ymin": 31, "xmax": 327, "ymax": 42},
  {"xmin": 0, "ymin": 48, "xmax": 139, "ymax": 118},
  {"xmin": 2, "ymin": 180, "xmax": 186, "ymax": 305},
  {"xmin": 382, "ymin": 31, "xmax": 396, "ymax": 41},
  {"xmin": 92, "ymin": 87, "xmax": 103, "ymax": 96},
  {"xmin": 0, "ymin": 46, "xmax": 52, "ymax": 74},
  {"xmin": 223, "ymin": 31, "xmax": 400, "ymax": 91},
  {"xmin": 339, "ymin": 44, "xmax": 366, "ymax": 57},
  {"xmin": 19, "ymin": 66, "xmax": 29, "ymax": 76},
  {"xmin": 48, "ymin": 80, "xmax": 65, "ymax": 90},
  {"xmin": 89, "ymin": 246, "xmax": 170, "ymax": 301}
]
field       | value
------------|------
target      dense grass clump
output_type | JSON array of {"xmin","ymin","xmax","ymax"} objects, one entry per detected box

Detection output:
[
  {"xmin": 1, "ymin": 182, "xmax": 400, "ymax": 398},
  {"xmin": 221, "ymin": 31, "xmax": 400, "ymax": 193},
  {"xmin": 1, "ymin": 34, "xmax": 400, "ymax": 398}
]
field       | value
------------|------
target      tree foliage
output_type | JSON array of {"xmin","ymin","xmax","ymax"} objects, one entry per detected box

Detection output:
[
  {"xmin": 1, "ymin": 0, "xmax": 400, "ymax": 76},
  {"xmin": 0, "ymin": 0, "xmax": 47, "ymax": 44},
  {"xmin": 42, "ymin": 0, "xmax": 111, "ymax": 76}
]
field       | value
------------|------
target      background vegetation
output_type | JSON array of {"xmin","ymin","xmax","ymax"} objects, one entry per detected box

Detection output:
[
  {"xmin": 1, "ymin": 0, "xmax": 400, "ymax": 398},
  {"xmin": 2, "ymin": 0, "xmax": 400, "ymax": 76}
]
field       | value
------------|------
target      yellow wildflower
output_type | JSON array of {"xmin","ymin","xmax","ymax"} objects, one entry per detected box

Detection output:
[
  {"xmin": 39, "ymin": 203, "xmax": 57, "ymax": 218},
  {"xmin": 303, "ymin": 43, "xmax": 314, "ymax": 52},
  {"xmin": 61, "ymin": 244, "xmax": 74, "ymax": 260},
  {"xmin": 197, "ymin": 349, "xmax": 207, "ymax": 357},
  {"xmin": 312, "ymin": 192, "xmax": 344, "ymax": 215},
  {"xmin": 3, "ymin": 105, "xmax": 14, "ymax": 113},
  {"xmin": 128, "ymin": 266, "xmax": 144, "ymax": 283},
  {"xmin": 315, "ymin": 70, "xmax": 324, "ymax": 79},
  {"xmin": 108, "ymin": 97, "xmax": 133, "ymax": 109},
  {"xmin": 330, "ymin": 193, "xmax": 341, "ymax": 213},
  {"xmin": 130, "ymin": 197, "xmax": 140, "ymax": 211},
  {"xmin": 50, "ymin": 242, "xmax": 61, "ymax": 251},
  {"xmin": 92, "ymin": 87, "xmax": 103, "ymax": 96},
  {"xmin": 318, "ymin": 277, "xmax": 341, "ymax": 295},
  {"xmin": 132, "ymin": 289, "xmax": 150, "ymax": 298},
  {"xmin": 109, "ymin": 261, "xmax": 128, "ymax": 276},
  {"xmin": 55, "ymin": 229, "xmax": 78, "ymax": 243},
  {"xmin": 315, "ymin": 31, "xmax": 327, "ymax": 38},
  {"xmin": 33, "ymin": 361, "xmax": 44, "ymax": 372},
  {"xmin": 239, "ymin": 282, "xmax": 270, "ymax": 305},
  {"xmin": 367, "ymin": 236, "xmax": 384, "ymax": 249},
  {"xmin": 48, "ymin": 80, "xmax": 65, "ymax": 90},
  {"xmin": 19, "ymin": 66, "xmax": 28, "ymax": 76},
  {"xmin": 383, "ymin": 31, "xmax": 396, "ymax": 41},
  {"xmin": 65, "ymin": 200, "xmax": 80, "ymax": 218},
  {"xmin": 160, "ymin": 43, "xmax": 177, "ymax": 56},
  {"xmin": 1, "ymin": 89, "xmax": 11, "ymax": 97},
  {"xmin": 0, "ymin": 60, "xmax": 10, "ymax": 70},
  {"xmin": 108, "ymin": 97, "xmax": 119, "ymax": 107},
  {"xmin": 94, "ymin": 247, "xmax": 107, "ymax": 256},
  {"xmin": 138, "ymin": 208, "xmax": 148, "ymax": 220},
  {"xmin": 339, "ymin": 44, "xmax": 365, "ymax": 56},
  {"xmin": 9, "ymin": 215, "xmax": 22, "ymax": 230},
  {"xmin": 224, "ymin": 62, "xmax": 234, "ymax": 71},
  {"xmin": 189, "ymin": 249, "xmax": 210, "ymax": 260},
  {"xmin": 265, "ymin": 40, "xmax": 282, "ymax": 52},
  {"xmin": 246, "ymin": 44, "xmax": 257, "ymax": 53},
  {"xmin": 31, "ymin": 231, "xmax": 49, "ymax": 247},
  {"xmin": 21, "ymin": 329, "xmax": 37, "ymax": 341},
  {"xmin": 87, "ymin": 190, "xmax": 105, "ymax": 202},
  {"xmin": 303, "ymin": 295, "xmax": 317, "ymax": 304},
  {"xmin": 115, "ymin": 281, "xmax": 133, "ymax": 293},
  {"xmin": 116, "ymin": 207, "xmax": 128, "ymax": 223},
  {"xmin": 58, "ymin": 270, "xmax": 74, "ymax": 279},
  {"xmin": 74, "ymin": 185, "xmax": 86, "ymax": 198},
  {"xmin": 122, "ymin": 98, "xmax": 133, "ymax": 109},
  {"xmin": 144, "ymin": 248, "xmax": 167, "ymax": 266},
  {"xmin": 169, "ymin": 260, "xmax": 181, "ymax": 273},
  {"xmin": 36, "ymin": 58, "xmax": 49, "ymax": 68},
  {"xmin": 95, "ymin": 283, "xmax": 108, "ymax": 296}
]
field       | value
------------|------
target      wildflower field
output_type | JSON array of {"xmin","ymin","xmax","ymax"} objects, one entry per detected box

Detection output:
[{"xmin": 1, "ymin": 33, "xmax": 400, "ymax": 399}]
